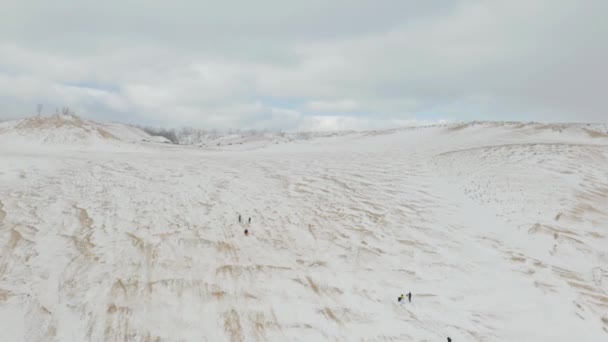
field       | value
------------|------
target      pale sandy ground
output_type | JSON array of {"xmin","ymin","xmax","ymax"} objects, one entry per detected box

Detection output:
[{"xmin": 0, "ymin": 117, "xmax": 607, "ymax": 341}]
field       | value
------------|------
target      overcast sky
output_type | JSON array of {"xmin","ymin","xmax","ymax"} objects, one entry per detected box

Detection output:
[{"xmin": 0, "ymin": 1, "xmax": 606, "ymax": 130}]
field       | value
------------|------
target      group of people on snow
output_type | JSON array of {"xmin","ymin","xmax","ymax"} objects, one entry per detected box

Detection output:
[
  {"xmin": 398, "ymin": 292, "xmax": 412, "ymax": 303},
  {"xmin": 237, "ymin": 212, "xmax": 451, "ymax": 340},
  {"xmin": 238, "ymin": 214, "xmax": 252, "ymax": 235}
]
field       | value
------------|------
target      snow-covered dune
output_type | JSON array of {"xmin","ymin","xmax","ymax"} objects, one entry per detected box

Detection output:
[
  {"xmin": 99, "ymin": 122, "xmax": 172, "ymax": 144},
  {"xmin": 0, "ymin": 120, "xmax": 606, "ymax": 341},
  {"xmin": 0, "ymin": 115, "xmax": 119, "ymax": 145},
  {"xmin": 0, "ymin": 115, "xmax": 171, "ymax": 152}
]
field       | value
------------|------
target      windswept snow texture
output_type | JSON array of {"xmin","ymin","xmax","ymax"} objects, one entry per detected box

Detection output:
[{"xmin": 0, "ymin": 119, "xmax": 607, "ymax": 341}]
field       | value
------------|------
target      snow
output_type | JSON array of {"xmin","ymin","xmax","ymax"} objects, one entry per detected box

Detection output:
[
  {"xmin": 0, "ymin": 115, "xmax": 165, "ymax": 153},
  {"xmin": 99, "ymin": 122, "xmax": 172, "ymax": 144},
  {"xmin": 0, "ymin": 118, "xmax": 607, "ymax": 341},
  {"xmin": 177, "ymin": 130, "xmax": 355, "ymax": 151}
]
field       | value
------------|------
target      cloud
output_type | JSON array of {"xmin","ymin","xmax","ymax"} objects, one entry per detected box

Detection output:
[
  {"xmin": 297, "ymin": 115, "xmax": 446, "ymax": 132},
  {"xmin": 0, "ymin": 0, "xmax": 606, "ymax": 129},
  {"xmin": 306, "ymin": 100, "xmax": 359, "ymax": 112}
]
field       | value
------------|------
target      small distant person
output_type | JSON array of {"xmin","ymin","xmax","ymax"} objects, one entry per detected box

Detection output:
[
  {"xmin": 238, "ymin": 214, "xmax": 242, "ymax": 223},
  {"xmin": 244, "ymin": 229, "xmax": 249, "ymax": 236},
  {"xmin": 407, "ymin": 292, "xmax": 412, "ymax": 303},
  {"xmin": 398, "ymin": 294, "xmax": 404, "ymax": 302},
  {"xmin": 248, "ymin": 217, "xmax": 251, "ymax": 224},
  {"xmin": 447, "ymin": 337, "xmax": 452, "ymax": 342}
]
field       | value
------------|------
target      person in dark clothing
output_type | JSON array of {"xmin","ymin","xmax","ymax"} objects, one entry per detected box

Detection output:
[
  {"xmin": 447, "ymin": 337, "xmax": 451, "ymax": 342},
  {"xmin": 239, "ymin": 214, "xmax": 242, "ymax": 223},
  {"xmin": 244, "ymin": 229, "xmax": 249, "ymax": 236},
  {"xmin": 407, "ymin": 292, "xmax": 412, "ymax": 303},
  {"xmin": 398, "ymin": 294, "xmax": 404, "ymax": 302},
  {"xmin": 248, "ymin": 217, "xmax": 251, "ymax": 224}
]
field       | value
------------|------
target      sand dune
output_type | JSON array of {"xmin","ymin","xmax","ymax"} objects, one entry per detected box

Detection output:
[{"xmin": 0, "ymin": 119, "xmax": 607, "ymax": 341}]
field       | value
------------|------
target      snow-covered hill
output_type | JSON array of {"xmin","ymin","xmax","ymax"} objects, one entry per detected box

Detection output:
[
  {"xmin": 0, "ymin": 114, "xmax": 119, "ymax": 145},
  {"xmin": 0, "ymin": 120, "xmax": 607, "ymax": 341},
  {"xmin": 100, "ymin": 122, "xmax": 172, "ymax": 144},
  {"xmin": 0, "ymin": 115, "xmax": 171, "ymax": 151}
]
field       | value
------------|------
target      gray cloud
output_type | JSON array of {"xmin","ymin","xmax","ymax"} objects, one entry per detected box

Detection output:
[{"xmin": 0, "ymin": 0, "xmax": 606, "ymax": 130}]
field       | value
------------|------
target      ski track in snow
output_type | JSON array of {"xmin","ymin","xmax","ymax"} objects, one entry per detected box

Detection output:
[{"xmin": 0, "ymin": 121, "xmax": 607, "ymax": 341}]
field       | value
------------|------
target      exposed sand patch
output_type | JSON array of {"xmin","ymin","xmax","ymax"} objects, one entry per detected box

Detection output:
[
  {"xmin": 306, "ymin": 276, "xmax": 321, "ymax": 295},
  {"xmin": 249, "ymin": 311, "xmax": 281, "ymax": 340},
  {"xmin": 126, "ymin": 233, "xmax": 159, "ymax": 265},
  {"xmin": 223, "ymin": 309, "xmax": 244, "ymax": 342},
  {"xmin": 0, "ymin": 288, "xmax": 12, "ymax": 301},
  {"xmin": 211, "ymin": 290, "xmax": 226, "ymax": 300},
  {"xmin": 511, "ymin": 256, "xmax": 526, "ymax": 263},
  {"xmin": 0, "ymin": 229, "xmax": 23, "ymax": 277},
  {"xmin": 320, "ymin": 307, "xmax": 341, "ymax": 324},
  {"xmin": 569, "ymin": 185, "xmax": 608, "ymax": 224},
  {"xmin": 552, "ymin": 267, "xmax": 584, "ymax": 282},
  {"xmin": 15, "ymin": 115, "xmax": 118, "ymax": 140},
  {"xmin": 292, "ymin": 276, "xmax": 343, "ymax": 297},
  {"xmin": 178, "ymin": 237, "xmax": 214, "ymax": 248},
  {"xmin": 308, "ymin": 224, "xmax": 316, "ymax": 240},
  {"xmin": 583, "ymin": 128, "xmax": 608, "ymax": 139},
  {"xmin": 308, "ymin": 260, "xmax": 327, "ymax": 267},
  {"xmin": 216, "ymin": 265, "xmax": 251, "ymax": 278},
  {"xmin": 96, "ymin": 127, "xmax": 117, "ymax": 139},
  {"xmin": 0, "ymin": 200, "xmax": 5, "ymax": 225},
  {"xmin": 74, "ymin": 206, "xmax": 93, "ymax": 230},
  {"xmin": 528, "ymin": 223, "xmax": 582, "ymax": 241},
  {"xmin": 103, "ymin": 300, "xmax": 143, "ymax": 341},
  {"xmin": 567, "ymin": 281, "xmax": 597, "ymax": 293},
  {"xmin": 107, "ymin": 304, "xmax": 132, "ymax": 315},
  {"xmin": 70, "ymin": 235, "xmax": 96, "ymax": 259},
  {"xmin": 215, "ymin": 241, "xmax": 238, "ymax": 257}
]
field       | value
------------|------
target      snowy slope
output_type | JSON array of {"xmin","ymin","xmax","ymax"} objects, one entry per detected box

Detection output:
[
  {"xmin": 0, "ymin": 121, "xmax": 607, "ymax": 341},
  {"xmin": 100, "ymin": 122, "xmax": 172, "ymax": 144},
  {"xmin": 0, "ymin": 115, "xmax": 120, "ymax": 144},
  {"xmin": 0, "ymin": 115, "xmax": 168, "ymax": 152},
  {"xmin": 179, "ymin": 130, "xmax": 356, "ymax": 151}
]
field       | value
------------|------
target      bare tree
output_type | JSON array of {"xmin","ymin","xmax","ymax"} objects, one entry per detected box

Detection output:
[{"xmin": 61, "ymin": 107, "xmax": 71, "ymax": 116}]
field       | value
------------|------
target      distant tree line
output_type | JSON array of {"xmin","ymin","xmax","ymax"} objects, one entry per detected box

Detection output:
[
  {"xmin": 136, "ymin": 126, "xmax": 298, "ymax": 145},
  {"xmin": 138, "ymin": 126, "xmax": 179, "ymax": 144},
  {"xmin": 24, "ymin": 103, "xmax": 316, "ymax": 145}
]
